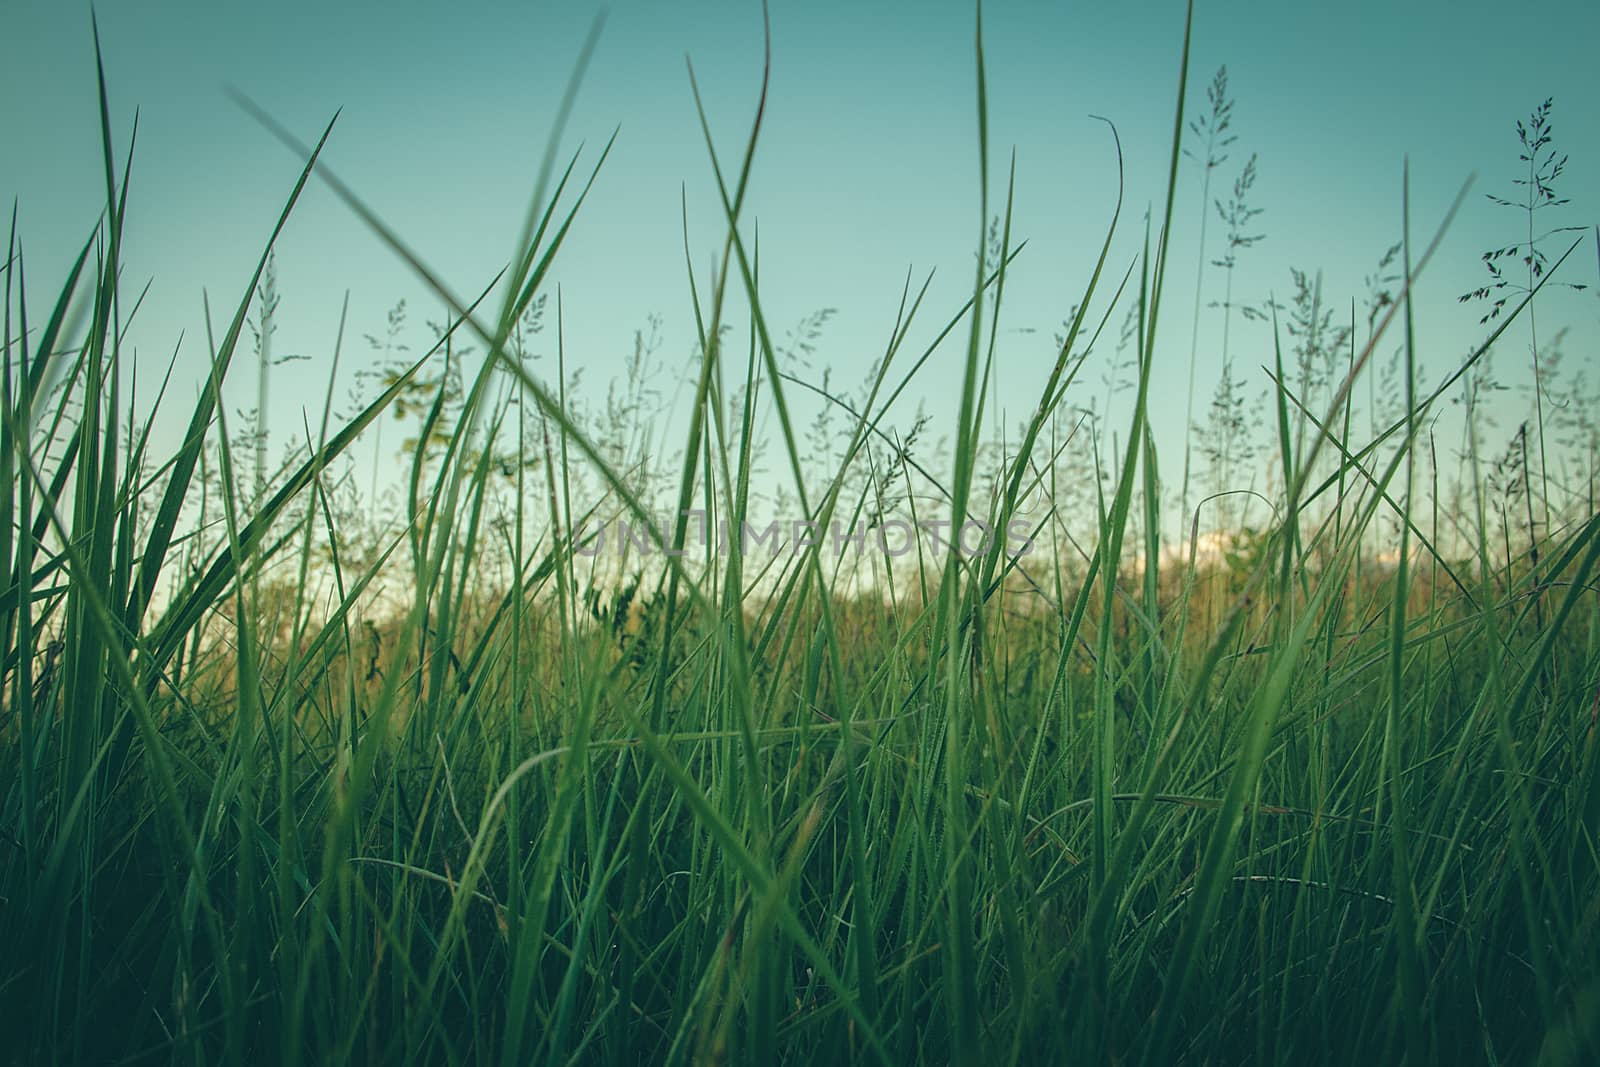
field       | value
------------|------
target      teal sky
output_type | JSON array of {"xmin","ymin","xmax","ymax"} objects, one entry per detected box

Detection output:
[{"xmin": 4, "ymin": 0, "xmax": 1598, "ymax": 516}]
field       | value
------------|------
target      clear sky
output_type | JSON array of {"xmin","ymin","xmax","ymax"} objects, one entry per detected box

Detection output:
[{"xmin": 4, "ymin": 0, "xmax": 1597, "ymax": 521}]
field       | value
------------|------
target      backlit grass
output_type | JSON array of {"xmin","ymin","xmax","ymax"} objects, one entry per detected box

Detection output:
[{"xmin": 3, "ymin": 6, "xmax": 1599, "ymax": 1064}]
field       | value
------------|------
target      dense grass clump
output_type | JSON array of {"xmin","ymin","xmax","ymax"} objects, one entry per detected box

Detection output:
[{"xmin": 3, "ymin": 8, "xmax": 1599, "ymax": 1065}]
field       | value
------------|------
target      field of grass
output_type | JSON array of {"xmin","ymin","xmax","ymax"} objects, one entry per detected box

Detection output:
[{"xmin": 3, "ymin": 6, "xmax": 1600, "ymax": 1064}]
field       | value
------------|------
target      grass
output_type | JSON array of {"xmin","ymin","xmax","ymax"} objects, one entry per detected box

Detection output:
[{"xmin": 3, "ymin": 5, "xmax": 1600, "ymax": 1064}]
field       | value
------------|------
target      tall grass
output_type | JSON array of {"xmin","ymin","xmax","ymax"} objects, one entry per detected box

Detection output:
[{"xmin": 3, "ymin": 6, "xmax": 1600, "ymax": 1065}]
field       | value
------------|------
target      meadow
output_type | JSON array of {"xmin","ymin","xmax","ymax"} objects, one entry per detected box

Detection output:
[{"xmin": 3, "ymin": 5, "xmax": 1599, "ymax": 1064}]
